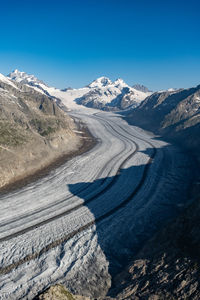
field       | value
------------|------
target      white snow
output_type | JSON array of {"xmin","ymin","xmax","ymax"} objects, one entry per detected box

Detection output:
[
  {"xmin": 25, "ymin": 84, "xmax": 46, "ymax": 95},
  {"xmin": 195, "ymin": 96, "xmax": 200, "ymax": 103},
  {"xmin": 8, "ymin": 69, "xmax": 41, "ymax": 84},
  {"xmin": 0, "ymin": 73, "xmax": 18, "ymax": 89},
  {"xmin": 88, "ymin": 76, "xmax": 112, "ymax": 88},
  {"xmin": 113, "ymin": 78, "xmax": 128, "ymax": 88},
  {"xmin": 44, "ymin": 86, "xmax": 90, "ymax": 109},
  {"xmin": 74, "ymin": 76, "xmax": 149, "ymax": 107}
]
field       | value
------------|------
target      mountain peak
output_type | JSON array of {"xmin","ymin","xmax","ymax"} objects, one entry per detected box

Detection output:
[
  {"xmin": 12, "ymin": 69, "xmax": 23, "ymax": 74},
  {"xmin": 9, "ymin": 69, "xmax": 28, "ymax": 78},
  {"xmin": 133, "ymin": 84, "xmax": 152, "ymax": 93},
  {"xmin": 8, "ymin": 69, "xmax": 44, "ymax": 85},
  {"xmin": 113, "ymin": 78, "xmax": 128, "ymax": 88},
  {"xmin": 88, "ymin": 77, "xmax": 112, "ymax": 88},
  {"xmin": 0, "ymin": 73, "xmax": 18, "ymax": 89}
]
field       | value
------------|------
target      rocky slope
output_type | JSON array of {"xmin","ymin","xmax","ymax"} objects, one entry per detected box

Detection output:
[
  {"xmin": 132, "ymin": 84, "xmax": 152, "ymax": 93},
  {"xmin": 105, "ymin": 84, "xmax": 200, "ymax": 299},
  {"xmin": 35, "ymin": 284, "xmax": 90, "ymax": 300},
  {"xmin": 107, "ymin": 180, "xmax": 200, "ymax": 300},
  {"xmin": 125, "ymin": 84, "xmax": 200, "ymax": 160},
  {"xmin": 0, "ymin": 73, "xmax": 81, "ymax": 190},
  {"xmin": 8, "ymin": 70, "xmax": 150, "ymax": 111}
]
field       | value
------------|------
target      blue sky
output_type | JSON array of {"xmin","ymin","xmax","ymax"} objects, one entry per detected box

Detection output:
[{"xmin": 0, "ymin": 0, "xmax": 199, "ymax": 90}]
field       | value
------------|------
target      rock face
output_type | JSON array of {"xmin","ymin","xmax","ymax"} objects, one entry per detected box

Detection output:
[
  {"xmin": 125, "ymin": 84, "xmax": 200, "ymax": 160},
  {"xmin": 132, "ymin": 84, "xmax": 152, "ymax": 93},
  {"xmin": 0, "ymin": 74, "xmax": 80, "ymax": 190},
  {"xmin": 35, "ymin": 284, "xmax": 90, "ymax": 300}
]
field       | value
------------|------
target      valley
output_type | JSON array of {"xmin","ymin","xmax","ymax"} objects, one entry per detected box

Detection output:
[
  {"xmin": 0, "ymin": 71, "xmax": 199, "ymax": 299},
  {"xmin": 0, "ymin": 105, "xmax": 195, "ymax": 299},
  {"xmin": 1, "ymin": 2, "xmax": 199, "ymax": 299}
]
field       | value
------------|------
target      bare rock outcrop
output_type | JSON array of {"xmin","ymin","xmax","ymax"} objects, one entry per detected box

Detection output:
[{"xmin": 35, "ymin": 284, "xmax": 90, "ymax": 300}]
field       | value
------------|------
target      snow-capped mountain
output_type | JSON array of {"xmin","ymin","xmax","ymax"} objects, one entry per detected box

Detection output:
[
  {"xmin": 88, "ymin": 77, "xmax": 112, "ymax": 88},
  {"xmin": 8, "ymin": 69, "xmax": 44, "ymax": 85},
  {"xmin": 8, "ymin": 69, "xmax": 50, "ymax": 96},
  {"xmin": 76, "ymin": 77, "xmax": 150, "ymax": 110},
  {"xmin": 8, "ymin": 70, "xmax": 150, "ymax": 111},
  {"xmin": 0, "ymin": 73, "xmax": 19, "ymax": 89}
]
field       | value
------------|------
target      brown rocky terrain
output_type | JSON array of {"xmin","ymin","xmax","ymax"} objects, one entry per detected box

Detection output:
[
  {"xmin": 35, "ymin": 284, "xmax": 90, "ymax": 300},
  {"xmin": 0, "ymin": 76, "xmax": 82, "ymax": 191}
]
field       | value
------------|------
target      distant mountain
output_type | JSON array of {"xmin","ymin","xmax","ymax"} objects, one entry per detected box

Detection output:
[
  {"xmin": 8, "ymin": 69, "xmax": 44, "ymax": 85},
  {"xmin": 87, "ymin": 76, "xmax": 112, "ymax": 88},
  {"xmin": 8, "ymin": 69, "xmax": 52, "ymax": 96},
  {"xmin": 61, "ymin": 87, "xmax": 73, "ymax": 92},
  {"xmin": 8, "ymin": 71, "xmax": 151, "ymax": 111},
  {"xmin": 125, "ymin": 85, "xmax": 200, "ymax": 159},
  {"xmin": 76, "ymin": 77, "xmax": 151, "ymax": 110},
  {"xmin": 0, "ymin": 73, "xmax": 20, "ymax": 89},
  {"xmin": 132, "ymin": 84, "xmax": 152, "ymax": 93}
]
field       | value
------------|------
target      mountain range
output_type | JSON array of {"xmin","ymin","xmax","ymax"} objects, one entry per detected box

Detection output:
[
  {"xmin": 4, "ymin": 69, "xmax": 200, "ymax": 159},
  {"xmin": 6, "ymin": 69, "xmax": 200, "ymax": 158},
  {"xmin": 8, "ymin": 70, "xmax": 151, "ymax": 111}
]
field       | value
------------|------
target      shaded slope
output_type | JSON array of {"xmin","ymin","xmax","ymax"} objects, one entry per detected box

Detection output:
[
  {"xmin": 108, "ymin": 180, "xmax": 200, "ymax": 300},
  {"xmin": 125, "ymin": 84, "xmax": 200, "ymax": 159},
  {"xmin": 108, "ymin": 83, "xmax": 200, "ymax": 299}
]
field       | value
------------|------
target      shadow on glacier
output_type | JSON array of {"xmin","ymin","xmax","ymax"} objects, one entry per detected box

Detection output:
[{"xmin": 67, "ymin": 144, "xmax": 195, "ymax": 291}]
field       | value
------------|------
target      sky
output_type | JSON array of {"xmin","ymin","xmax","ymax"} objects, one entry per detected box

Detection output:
[{"xmin": 0, "ymin": 0, "xmax": 199, "ymax": 90}]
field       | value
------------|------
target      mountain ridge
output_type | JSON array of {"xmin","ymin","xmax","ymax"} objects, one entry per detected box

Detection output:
[
  {"xmin": 124, "ymin": 83, "xmax": 200, "ymax": 159},
  {"xmin": 0, "ymin": 72, "xmax": 82, "ymax": 190},
  {"xmin": 7, "ymin": 70, "xmax": 151, "ymax": 111},
  {"xmin": 132, "ymin": 83, "xmax": 152, "ymax": 93}
]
